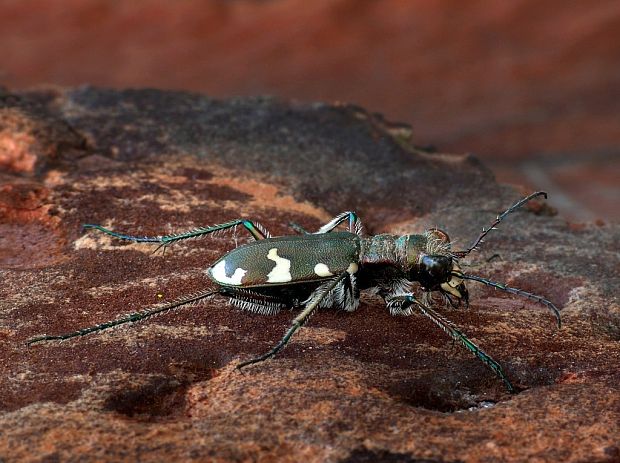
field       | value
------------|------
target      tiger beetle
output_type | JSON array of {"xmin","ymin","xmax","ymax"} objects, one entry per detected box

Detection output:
[{"xmin": 28, "ymin": 192, "xmax": 561, "ymax": 393}]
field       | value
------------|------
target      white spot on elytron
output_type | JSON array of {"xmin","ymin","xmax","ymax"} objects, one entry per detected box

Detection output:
[
  {"xmin": 346, "ymin": 263, "xmax": 358, "ymax": 274},
  {"xmin": 267, "ymin": 248, "xmax": 292, "ymax": 283},
  {"xmin": 210, "ymin": 260, "xmax": 246, "ymax": 285},
  {"xmin": 314, "ymin": 263, "xmax": 333, "ymax": 277}
]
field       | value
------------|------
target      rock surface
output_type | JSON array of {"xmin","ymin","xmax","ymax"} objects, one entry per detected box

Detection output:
[{"xmin": 0, "ymin": 87, "xmax": 618, "ymax": 462}]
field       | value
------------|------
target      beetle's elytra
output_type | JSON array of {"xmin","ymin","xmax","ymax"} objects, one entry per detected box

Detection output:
[{"xmin": 28, "ymin": 192, "xmax": 560, "ymax": 393}]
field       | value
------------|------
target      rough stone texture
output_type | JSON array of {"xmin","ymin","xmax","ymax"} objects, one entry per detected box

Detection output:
[{"xmin": 0, "ymin": 87, "xmax": 618, "ymax": 463}]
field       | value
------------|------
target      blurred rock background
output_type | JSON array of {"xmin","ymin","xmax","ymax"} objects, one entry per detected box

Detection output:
[{"xmin": 1, "ymin": 0, "xmax": 618, "ymax": 221}]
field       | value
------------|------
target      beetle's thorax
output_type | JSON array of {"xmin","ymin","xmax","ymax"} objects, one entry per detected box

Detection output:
[
  {"xmin": 360, "ymin": 232, "xmax": 450, "ymax": 272},
  {"xmin": 360, "ymin": 234, "xmax": 417, "ymax": 270},
  {"xmin": 360, "ymin": 235, "xmax": 403, "ymax": 267}
]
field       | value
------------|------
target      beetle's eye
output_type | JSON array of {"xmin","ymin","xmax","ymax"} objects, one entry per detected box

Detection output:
[
  {"xmin": 418, "ymin": 255, "xmax": 452, "ymax": 289},
  {"xmin": 428, "ymin": 228, "xmax": 450, "ymax": 244}
]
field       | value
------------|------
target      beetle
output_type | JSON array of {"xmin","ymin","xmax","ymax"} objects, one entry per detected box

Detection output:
[{"xmin": 28, "ymin": 192, "xmax": 560, "ymax": 392}]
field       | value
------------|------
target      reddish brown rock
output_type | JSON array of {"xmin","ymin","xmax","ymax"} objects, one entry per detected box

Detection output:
[
  {"xmin": 3, "ymin": 0, "xmax": 620, "ymax": 161},
  {"xmin": 3, "ymin": 0, "xmax": 620, "ymax": 220},
  {"xmin": 0, "ymin": 88, "xmax": 618, "ymax": 462}
]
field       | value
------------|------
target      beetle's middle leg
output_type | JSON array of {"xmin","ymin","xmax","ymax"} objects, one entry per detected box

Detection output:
[
  {"xmin": 84, "ymin": 218, "xmax": 271, "ymax": 252},
  {"xmin": 387, "ymin": 294, "xmax": 516, "ymax": 393},
  {"xmin": 315, "ymin": 211, "xmax": 363, "ymax": 235},
  {"xmin": 289, "ymin": 211, "xmax": 363, "ymax": 236},
  {"xmin": 237, "ymin": 272, "xmax": 349, "ymax": 369}
]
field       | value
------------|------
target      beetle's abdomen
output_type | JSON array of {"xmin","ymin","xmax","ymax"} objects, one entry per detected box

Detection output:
[{"xmin": 207, "ymin": 232, "xmax": 361, "ymax": 288}]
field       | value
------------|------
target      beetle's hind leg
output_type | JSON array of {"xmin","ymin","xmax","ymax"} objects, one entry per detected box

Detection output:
[
  {"xmin": 84, "ymin": 218, "xmax": 271, "ymax": 252},
  {"xmin": 387, "ymin": 294, "xmax": 516, "ymax": 393},
  {"xmin": 27, "ymin": 289, "xmax": 219, "ymax": 345},
  {"xmin": 237, "ymin": 272, "xmax": 349, "ymax": 369}
]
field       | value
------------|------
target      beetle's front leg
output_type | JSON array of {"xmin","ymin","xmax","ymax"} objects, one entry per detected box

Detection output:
[{"xmin": 386, "ymin": 293, "xmax": 516, "ymax": 393}]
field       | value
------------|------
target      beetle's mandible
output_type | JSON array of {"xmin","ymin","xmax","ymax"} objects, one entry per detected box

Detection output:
[{"xmin": 28, "ymin": 192, "xmax": 561, "ymax": 392}]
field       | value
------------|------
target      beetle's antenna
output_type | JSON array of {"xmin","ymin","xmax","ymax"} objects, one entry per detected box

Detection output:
[
  {"xmin": 27, "ymin": 289, "xmax": 220, "ymax": 345},
  {"xmin": 454, "ymin": 272, "xmax": 561, "ymax": 328},
  {"xmin": 452, "ymin": 192, "xmax": 547, "ymax": 258}
]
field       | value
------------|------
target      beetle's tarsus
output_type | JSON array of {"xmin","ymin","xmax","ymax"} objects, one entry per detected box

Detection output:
[
  {"xmin": 82, "ymin": 224, "xmax": 161, "ymax": 243},
  {"xmin": 237, "ymin": 324, "xmax": 297, "ymax": 369},
  {"xmin": 27, "ymin": 289, "xmax": 219, "ymax": 346}
]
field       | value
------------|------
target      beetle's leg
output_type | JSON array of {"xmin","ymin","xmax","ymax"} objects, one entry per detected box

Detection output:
[
  {"xmin": 387, "ymin": 294, "xmax": 516, "ymax": 393},
  {"xmin": 237, "ymin": 272, "xmax": 348, "ymax": 369},
  {"xmin": 157, "ymin": 219, "xmax": 271, "ymax": 244},
  {"xmin": 84, "ymin": 219, "xmax": 271, "ymax": 252},
  {"xmin": 223, "ymin": 288, "xmax": 290, "ymax": 315},
  {"xmin": 314, "ymin": 211, "xmax": 363, "ymax": 235},
  {"xmin": 452, "ymin": 191, "xmax": 547, "ymax": 258},
  {"xmin": 27, "ymin": 289, "xmax": 219, "ymax": 345},
  {"xmin": 289, "ymin": 212, "xmax": 363, "ymax": 236},
  {"xmin": 289, "ymin": 222, "xmax": 310, "ymax": 234}
]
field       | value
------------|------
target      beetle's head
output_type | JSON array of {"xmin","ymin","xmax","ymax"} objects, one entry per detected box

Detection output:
[{"xmin": 409, "ymin": 229, "xmax": 468, "ymax": 305}]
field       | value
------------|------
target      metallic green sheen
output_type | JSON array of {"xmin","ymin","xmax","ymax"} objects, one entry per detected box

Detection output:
[{"xmin": 207, "ymin": 232, "xmax": 361, "ymax": 288}]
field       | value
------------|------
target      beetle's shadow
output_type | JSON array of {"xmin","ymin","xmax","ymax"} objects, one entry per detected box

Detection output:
[{"xmin": 102, "ymin": 375, "xmax": 190, "ymax": 421}]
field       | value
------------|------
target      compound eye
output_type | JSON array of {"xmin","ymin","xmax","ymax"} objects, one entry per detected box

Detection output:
[
  {"xmin": 419, "ymin": 255, "xmax": 452, "ymax": 289},
  {"xmin": 428, "ymin": 228, "xmax": 450, "ymax": 244}
]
